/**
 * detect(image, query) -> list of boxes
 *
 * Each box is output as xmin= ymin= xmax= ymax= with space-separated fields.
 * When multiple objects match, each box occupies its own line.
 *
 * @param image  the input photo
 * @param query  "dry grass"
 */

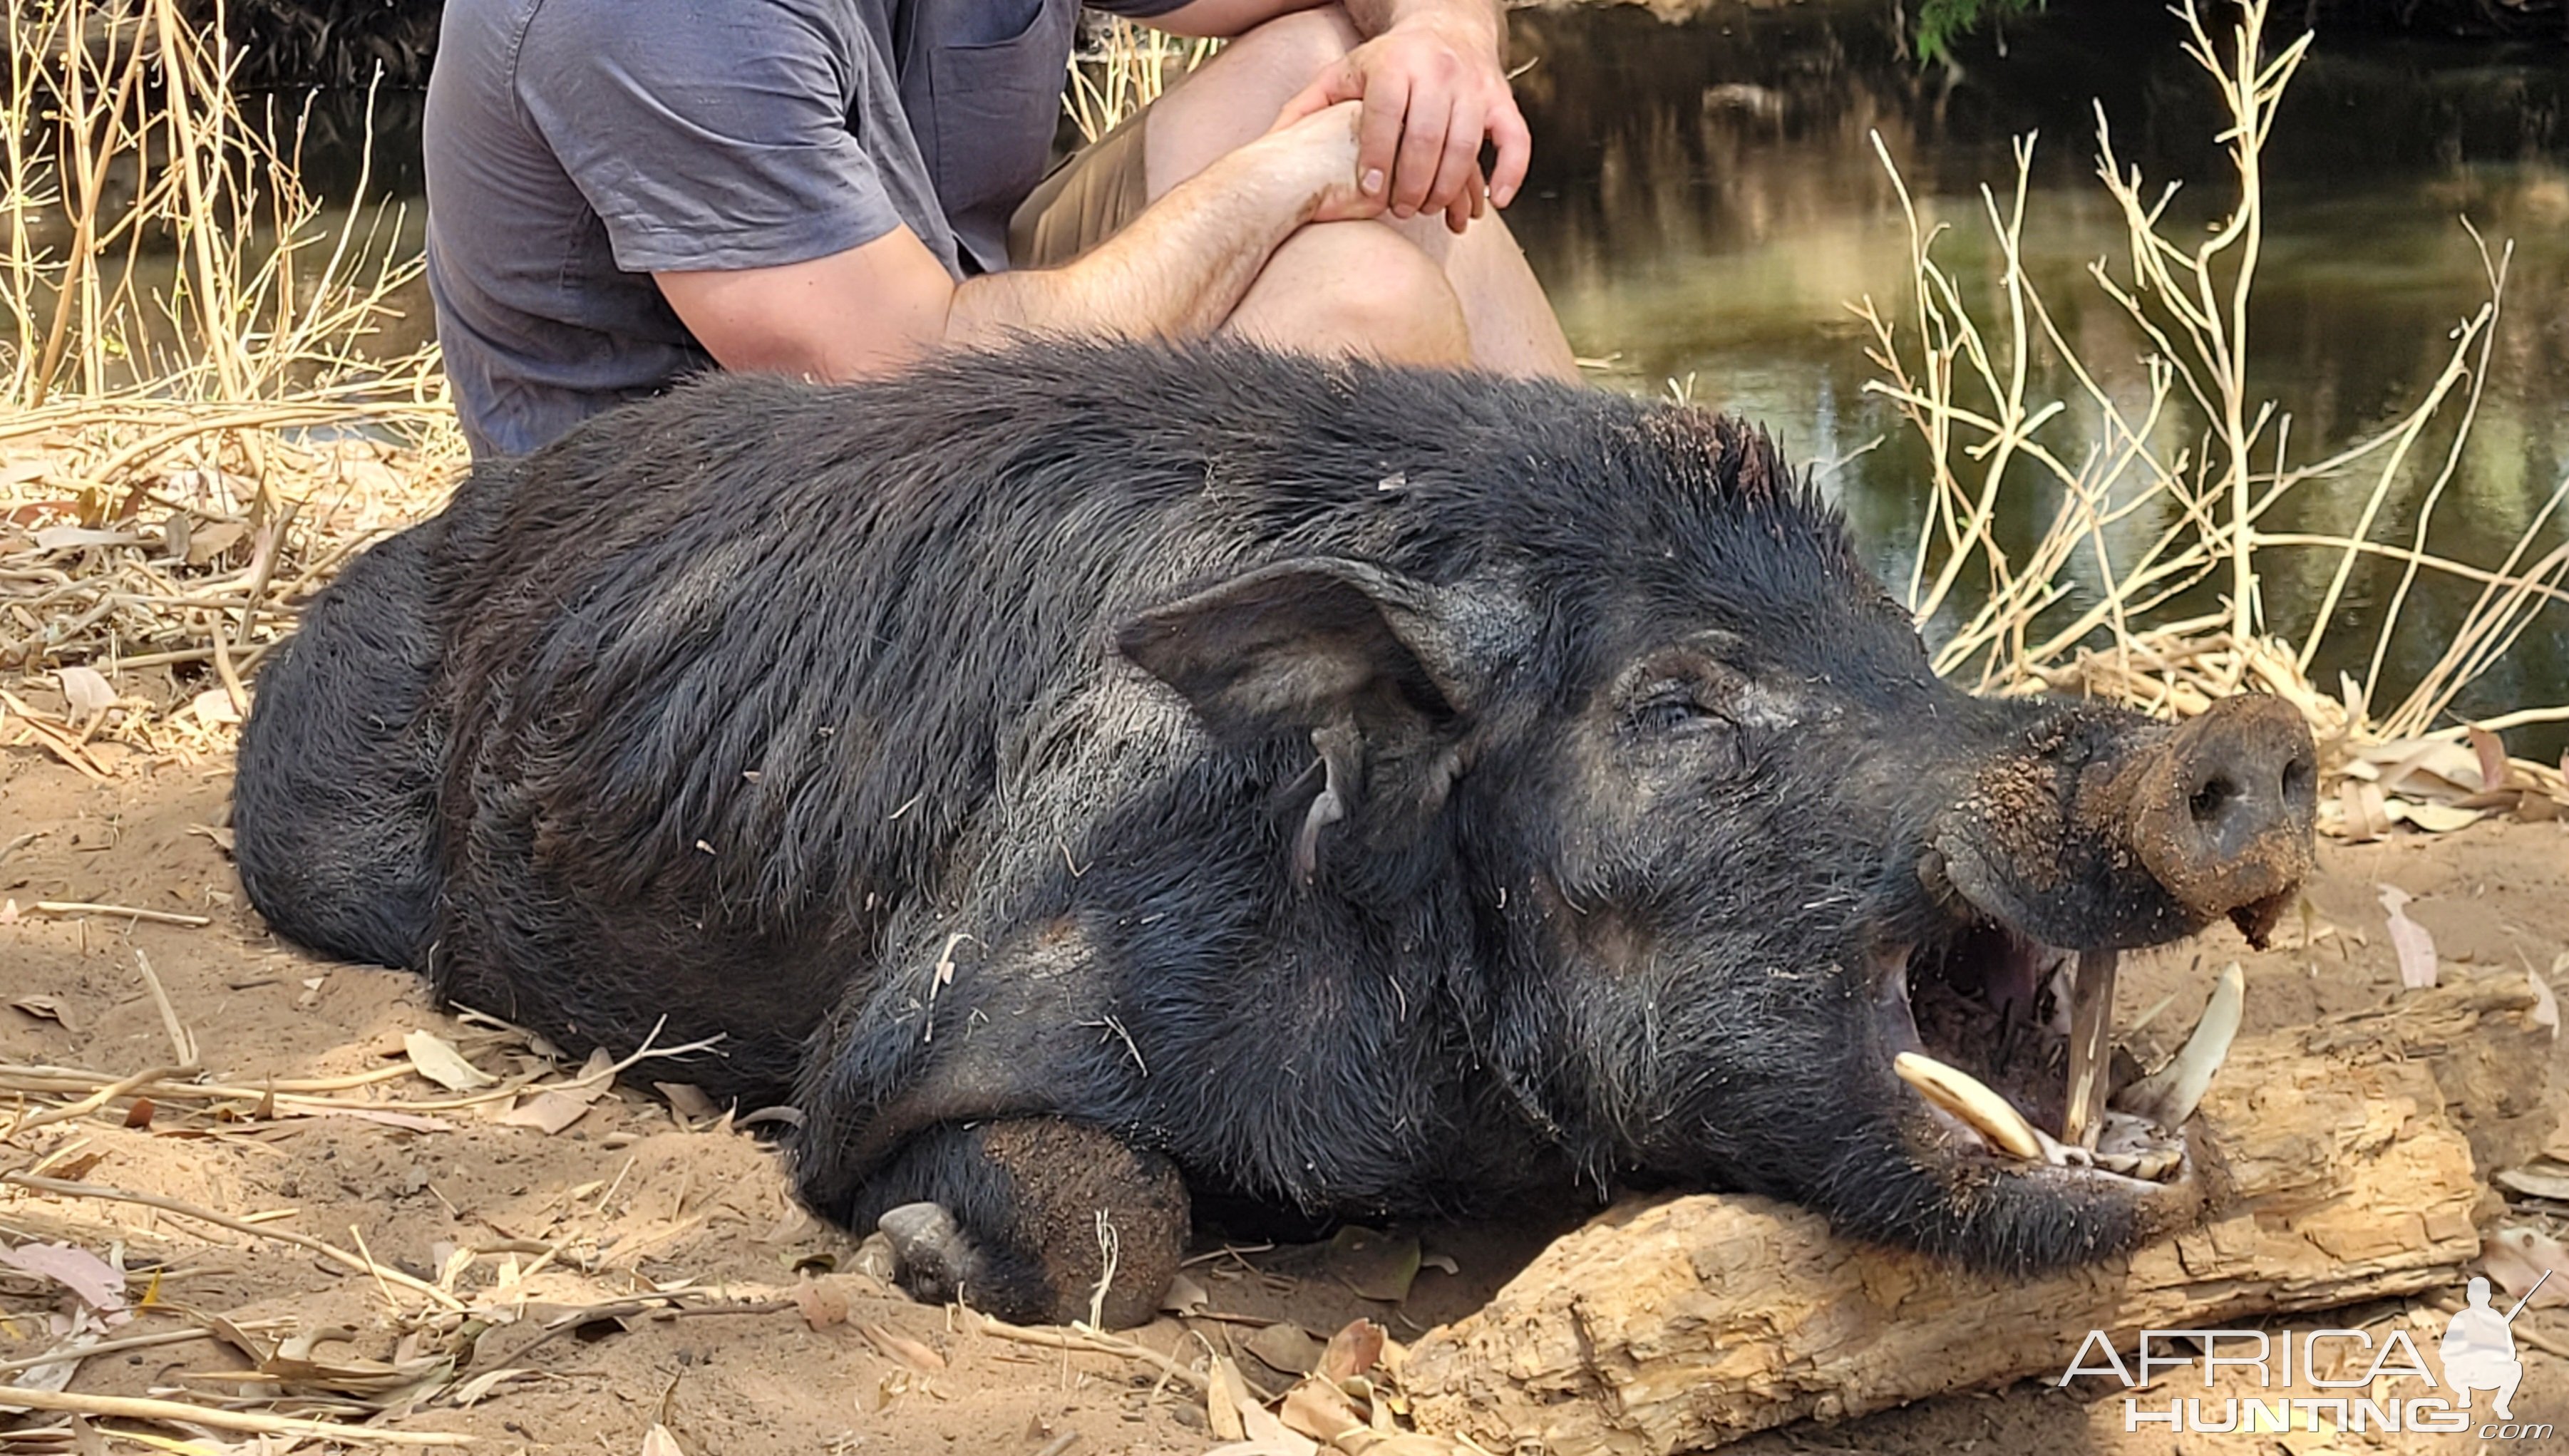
xmin=1854 ymin=0 xmax=2569 ymax=837
xmin=1 ymin=0 xmax=460 ymax=754
xmin=1066 ymin=16 xmax=1217 ymax=145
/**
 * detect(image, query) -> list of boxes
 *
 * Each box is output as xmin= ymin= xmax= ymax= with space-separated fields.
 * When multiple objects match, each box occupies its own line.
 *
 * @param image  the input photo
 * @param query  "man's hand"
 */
xmin=1258 ymin=100 xmax=1384 ymax=225
xmin=1273 ymin=5 xmax=1526 ymax=234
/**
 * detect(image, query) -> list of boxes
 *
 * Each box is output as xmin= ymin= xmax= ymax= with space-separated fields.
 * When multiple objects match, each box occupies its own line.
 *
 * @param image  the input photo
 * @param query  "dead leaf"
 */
xmin=2496 ymin=1162 xmax=2569 ymax=1202
xmin=2533 ymin=959 xmax=2561 ymax=1038
xmin=1206 ymin=1356 xmax=1251 ymax=1441
xmin=496 ymin=1087 xmax=600 ymax=1134
xmin=403 ymin=1028 xmax=496 ymax=1091
xmin=1160 ymin=1271 xmax=1210 ymax=1316
xmin=1278 ymin=1378 xmax=1366 ymax=1445
xmin=10 ymin=996 xmax=76 ymax=1031
xmin=32 ymin=526 xmax=140 ymax=553
xmin=2468 ymin=726 xmax=2508 ymax=791
xmin=55 ymin=666 xmax=115 ymax=719
xmin=1240 ymin=1397 xmax=1321 ymax=1456
xmin=183 ymin=518 xmax=251 ymax=566
xmin=638 ymin=1424 xmax=687 ymax=1456
xmin=0 ymin=1243 xmax=126 ymax=1313
xmin=654 ymin=1081 xmax=721 ymax=1121
xmin=2387 ymin=798 xmax=2481 ymax=833
xmin=793 ymin=1278 xmax=850 ymax=1331
xmin=188 ymin=686 xmax=244 ymax=727
xmin=2377 ymin=886 xmax=2436 ymax=989
xmin=2337 ymin=779 xmax=2390 ymax=842
xmin=1326 ymin=1227 xmax=1421 ymax=1303
xmin=2482 ymin=1226 xmax=2569 ymax=1307
xmin=0 ymin=1333 xmax=95 ymax=1398
xmin=856 ymin=1322 xmax=944 ymax=1373
xmin=451 ymin=1365 xmax=540 ymax=1407
xmin=1245 ymin=1322 xmax=1324 ymax=1376
xmin=1318 ymin=1318 xmax=1386 ymax=1382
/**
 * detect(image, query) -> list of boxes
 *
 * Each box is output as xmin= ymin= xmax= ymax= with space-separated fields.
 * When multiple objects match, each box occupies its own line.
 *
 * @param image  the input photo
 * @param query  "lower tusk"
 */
xmin=2113 ymin=961 xmax=2245 ymax=1129
xmin=2061 ymin=948 xmax=2118 ymax=1150
xmin=1895 ymin=1050 xmax=2045 ymax=1161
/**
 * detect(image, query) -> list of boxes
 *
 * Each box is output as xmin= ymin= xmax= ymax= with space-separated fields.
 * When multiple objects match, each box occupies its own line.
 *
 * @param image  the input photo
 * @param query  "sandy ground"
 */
xmin=4 ymin=743 xmax=2568 ymax=1455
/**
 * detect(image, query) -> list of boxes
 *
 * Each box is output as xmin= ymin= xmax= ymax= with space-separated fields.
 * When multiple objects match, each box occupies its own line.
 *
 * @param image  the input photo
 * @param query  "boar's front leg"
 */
xmin=849 ymin=1118 xmax=1187 ymax=1328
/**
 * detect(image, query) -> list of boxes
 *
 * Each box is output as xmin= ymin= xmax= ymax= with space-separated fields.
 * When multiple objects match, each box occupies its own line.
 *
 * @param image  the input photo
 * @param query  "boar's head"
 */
xmin=1118 ymin=407 xmax=2314 ymax=1272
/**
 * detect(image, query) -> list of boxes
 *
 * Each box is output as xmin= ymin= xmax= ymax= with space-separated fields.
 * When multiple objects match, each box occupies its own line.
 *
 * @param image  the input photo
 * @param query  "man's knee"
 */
xmin=1231 ymin=221 xmax=1471 ymax=368
xmin=1222 ymin=4 xmax=1360 ymax=87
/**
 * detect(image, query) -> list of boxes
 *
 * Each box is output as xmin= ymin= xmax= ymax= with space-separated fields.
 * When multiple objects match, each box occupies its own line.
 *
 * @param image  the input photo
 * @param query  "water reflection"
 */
xmin=1505 ymin=0 xmax=2569 ymax=750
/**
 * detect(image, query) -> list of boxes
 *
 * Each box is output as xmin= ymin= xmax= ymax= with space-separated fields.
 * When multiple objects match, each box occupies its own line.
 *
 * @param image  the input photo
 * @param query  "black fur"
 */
xmin=236 ymin=341 xmax=2302 ymax=1321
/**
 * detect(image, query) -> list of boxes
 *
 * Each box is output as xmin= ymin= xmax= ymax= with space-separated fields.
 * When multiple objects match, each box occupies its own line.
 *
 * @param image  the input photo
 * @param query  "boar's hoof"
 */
xmin=877 ymin=1201 xmax=986 ymax=1308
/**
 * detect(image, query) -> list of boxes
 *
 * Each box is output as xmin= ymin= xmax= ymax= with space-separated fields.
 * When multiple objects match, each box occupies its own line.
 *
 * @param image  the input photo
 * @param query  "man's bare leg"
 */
xmin=1227 ymin=220 xmax=1471 ymax=366
xmin=1142 ymin=6 xmax=1576 ymax=379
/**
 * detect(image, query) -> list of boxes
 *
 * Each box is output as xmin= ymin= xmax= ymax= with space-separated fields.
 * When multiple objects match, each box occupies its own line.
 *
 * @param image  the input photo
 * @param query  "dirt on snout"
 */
xmin=3 ymin=746 xmax=2567 ymax=1455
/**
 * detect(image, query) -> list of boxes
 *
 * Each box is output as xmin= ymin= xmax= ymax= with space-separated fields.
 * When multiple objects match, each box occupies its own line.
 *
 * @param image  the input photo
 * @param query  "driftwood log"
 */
xmin=1407 ymin=974 xmax=2555 ymax=1455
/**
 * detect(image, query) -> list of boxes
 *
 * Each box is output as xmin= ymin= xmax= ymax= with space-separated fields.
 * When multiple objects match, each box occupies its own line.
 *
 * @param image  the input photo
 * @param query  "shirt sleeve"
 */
xmin=515 ymin=0 xmax=904 ymax=274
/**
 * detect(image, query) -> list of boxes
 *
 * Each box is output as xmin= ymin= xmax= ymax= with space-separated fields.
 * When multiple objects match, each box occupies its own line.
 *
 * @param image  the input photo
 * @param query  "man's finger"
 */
xmin=1274 ymin=60 xmax=1361 ymax=132
xmin=1486 ymin=98 xmax=1533 ymax=209
xmin=1356 ymin=73 xmax=1411 ymax=203
xmin=1390 ymin=83 xmax=1451 ymax=217
xmin=1443 ymin=166 xmax=1484 ymax=234
xmin=1425 ymin=95 xmax=1484 ymax=222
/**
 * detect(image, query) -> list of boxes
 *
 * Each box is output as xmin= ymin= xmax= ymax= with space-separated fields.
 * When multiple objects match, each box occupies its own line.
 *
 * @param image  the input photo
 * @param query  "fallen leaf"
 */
xmin=1240 ymin=1398 xmax=1320 ymax=1456
xmin=1319 ymin=1318 xmax=1386 ymax=1382
xmin=450 ymin=1366 xmax=539 ymax=1407
xmin=856 ymin=1322 xmax=944 ymax=1373
xmin=0 ymin=1333 xmax=94 ymax=1398
xmin=1160 ymin=1271 xmax=1210 ymax=1316
xmin=32 ymin=526 xmax=140 ymax=553
xmin=55 ymin=666 xmax=115 ymax=719
xmin=2337 ymin=780 xmax=2390 ymax=842
xmin=2387 ymin=798 xmax=2481 ymax=833
xmin=0 ymin=1243 xmax=126 ymax=1313
xmin=404 ymin=1028 xmax=497 ymax=1091
xmin=638 ymin=1424 xmax=686 ymax=1456
xmin=188 ymin=686 xmax=244 ymax=726
xmin=2468 ymin=726 xmax=2508 ymax=792
xmin=1326 ymin=1227 xmax=1421 ymax=1303
xmin=1244 ymin=1321 xmax=1324 ymax=1376
xmin=2495 ymin=1162 xmax=2569 ymax=1202
xmin=9 ymin=996 xmax=76 ymax=1031
xmin=793 ymin=1277 xmax=850 ymax=1331
xmin=1278 ymin=1377 xmax=1366 ymax=1445
xmin=654 ymin=1081 xmax=721 ymax=1121
xmin=495 ymin=1085 xmax=604 ymax=1135
xmin=2482 ymin=1226 xmax=2569 ymax=1307
xmin=1206 ymin=1356 xmax=1251 ymax=1441
xmin=183 ymin=519 xmax=250 ymax=567
xmin=2377 ymin=886 xmax=2436 ymax=989
xmin=2533 ymin=959 xmax=2561 ymax=1038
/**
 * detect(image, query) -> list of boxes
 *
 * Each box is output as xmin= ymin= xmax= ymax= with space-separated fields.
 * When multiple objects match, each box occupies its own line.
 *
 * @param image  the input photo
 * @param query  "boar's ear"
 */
xmin=1114 ymin=557 xmax=1491 ymax=742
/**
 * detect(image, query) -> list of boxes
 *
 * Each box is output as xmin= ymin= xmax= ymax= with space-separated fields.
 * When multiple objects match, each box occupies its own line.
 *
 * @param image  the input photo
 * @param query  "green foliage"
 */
xmin=1915 ymin=0 xmax=2049 ymax=62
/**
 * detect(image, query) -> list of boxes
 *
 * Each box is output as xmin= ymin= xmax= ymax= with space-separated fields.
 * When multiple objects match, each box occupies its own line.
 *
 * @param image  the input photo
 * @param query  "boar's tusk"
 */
xmin=1894 ymin=1051 xmax=2044 ymax=1162
xmin=2061 ymin=949 xmax=2118 ymax=1150
xmin=2113 ymin=961 xmax=2245 ymax=1130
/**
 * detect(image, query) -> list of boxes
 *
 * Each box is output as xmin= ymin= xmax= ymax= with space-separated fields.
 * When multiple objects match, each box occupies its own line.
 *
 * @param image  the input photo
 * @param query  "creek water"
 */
xmin=276 ymin=0 xmax=2569 ymax=750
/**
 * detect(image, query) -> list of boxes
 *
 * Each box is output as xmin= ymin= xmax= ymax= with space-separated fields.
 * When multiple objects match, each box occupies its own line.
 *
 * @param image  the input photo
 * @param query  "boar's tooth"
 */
xmin=1894 ymin=1051 xmax=2044 ymax=1161
xmin=2112 ymin=961 xmax=2245 ymax=1129
xmin=2061 ymin=949 xmax=2119 ymax=1151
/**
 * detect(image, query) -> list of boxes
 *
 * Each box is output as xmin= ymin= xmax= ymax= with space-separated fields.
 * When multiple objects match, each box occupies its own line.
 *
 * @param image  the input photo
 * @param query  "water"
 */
xmin=1501 ymin=0 xmax=2569 ymax=756
xmin=262 ymin=0 xmax=2569 ymax=753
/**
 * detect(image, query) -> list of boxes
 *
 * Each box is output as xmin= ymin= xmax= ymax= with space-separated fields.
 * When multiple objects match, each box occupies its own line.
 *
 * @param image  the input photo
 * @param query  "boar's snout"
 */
xmin=2123 ymin=694 xmax=2317 ymax=944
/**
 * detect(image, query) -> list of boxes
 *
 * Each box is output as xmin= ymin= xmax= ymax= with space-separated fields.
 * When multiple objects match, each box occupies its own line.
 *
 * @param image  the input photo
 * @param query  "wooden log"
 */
xmin=1406 ymin=974 xmax=2552 ymax=1455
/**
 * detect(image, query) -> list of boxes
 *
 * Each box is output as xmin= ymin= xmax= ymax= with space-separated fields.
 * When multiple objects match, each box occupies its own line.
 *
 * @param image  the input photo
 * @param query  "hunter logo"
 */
xmin=2059 ymin=1271 xmax=2554 ymax=1442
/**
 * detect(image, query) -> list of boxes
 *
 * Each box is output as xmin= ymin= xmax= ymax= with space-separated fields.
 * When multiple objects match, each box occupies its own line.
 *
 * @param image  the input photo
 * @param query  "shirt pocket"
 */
xmin=920 ymin=0 xmax=1078 ymax=270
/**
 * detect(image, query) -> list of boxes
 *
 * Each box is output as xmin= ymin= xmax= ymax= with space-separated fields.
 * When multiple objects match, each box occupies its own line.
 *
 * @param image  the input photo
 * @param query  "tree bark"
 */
xmin=1406 ymin=974 xmax=2553 ymax=1455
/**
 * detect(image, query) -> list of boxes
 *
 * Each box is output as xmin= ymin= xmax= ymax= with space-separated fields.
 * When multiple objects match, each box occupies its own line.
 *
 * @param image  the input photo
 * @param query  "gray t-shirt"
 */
xmin=423 ymin=0 xmax=1179 ymax=459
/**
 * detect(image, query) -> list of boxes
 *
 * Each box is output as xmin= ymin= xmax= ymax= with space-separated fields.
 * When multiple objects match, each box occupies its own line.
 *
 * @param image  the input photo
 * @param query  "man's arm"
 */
xmin=658 ymin=104 xmax=1370 ymax=383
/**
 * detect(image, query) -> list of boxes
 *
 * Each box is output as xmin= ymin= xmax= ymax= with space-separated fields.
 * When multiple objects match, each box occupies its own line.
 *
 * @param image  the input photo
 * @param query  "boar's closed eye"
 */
xmin=1630 ymin=683 xmax=1724 ymax=735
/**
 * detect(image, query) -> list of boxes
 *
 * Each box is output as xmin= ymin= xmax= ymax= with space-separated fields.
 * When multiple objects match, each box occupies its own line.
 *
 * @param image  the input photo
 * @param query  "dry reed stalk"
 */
xmin=1855 ymin=0 xmax=2568 ymax=832
xmin=1066 ymin=16 xmax=1219 ymax=144
xmin=2 ymin=0 xmax=460 ymax=748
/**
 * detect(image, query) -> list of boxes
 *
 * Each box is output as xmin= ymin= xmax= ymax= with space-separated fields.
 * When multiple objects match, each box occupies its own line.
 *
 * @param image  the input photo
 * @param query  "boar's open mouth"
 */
xmin=1870 ymin=921 xmax=2238 ymax=1186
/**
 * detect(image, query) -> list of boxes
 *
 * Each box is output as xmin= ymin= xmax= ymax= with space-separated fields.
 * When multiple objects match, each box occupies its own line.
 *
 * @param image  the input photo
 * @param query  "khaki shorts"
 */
xmin=1007 ymin=110 xmax=1153 ymax=269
